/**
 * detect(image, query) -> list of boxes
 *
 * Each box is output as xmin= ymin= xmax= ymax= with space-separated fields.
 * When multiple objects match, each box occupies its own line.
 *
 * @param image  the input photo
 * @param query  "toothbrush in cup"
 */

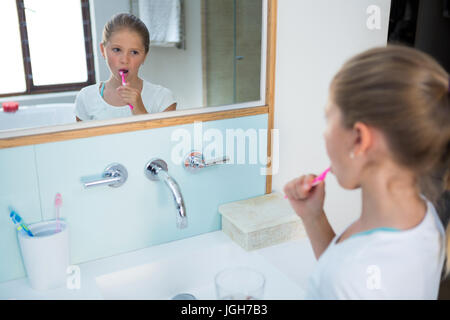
xmin=284 ymin=167 xmax=331 ymax=199
xmin=9 ymin=207 xmax=34 ymax=237
xmin=119 ymin=70 xmax=134 ymax=111
xmin=54 ymin=193 xmax=62 ymax=233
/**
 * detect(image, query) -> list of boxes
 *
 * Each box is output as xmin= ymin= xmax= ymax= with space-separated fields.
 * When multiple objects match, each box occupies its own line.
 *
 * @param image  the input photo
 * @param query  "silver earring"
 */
xmin=349 ymin=152 xmax=355 ymax=159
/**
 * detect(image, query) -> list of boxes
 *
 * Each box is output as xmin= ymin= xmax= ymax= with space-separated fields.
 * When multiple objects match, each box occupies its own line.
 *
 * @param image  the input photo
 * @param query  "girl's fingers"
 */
xmin=284 ymin=178 xmax=300 ymax=200
xmin=297 ymin=177 xmax=313 ymax=199
xmin=283 ymin=180 xmax=294 ymax=199
xmin=117 ymin=86 xmax=134 ymax=94
xmin=284 ymin=174 xmax=318 ymax=200
xmin=117 ymin=87 xmax=139 ymax=101
xmin=285 ymin=177 xmax=306 ymax=200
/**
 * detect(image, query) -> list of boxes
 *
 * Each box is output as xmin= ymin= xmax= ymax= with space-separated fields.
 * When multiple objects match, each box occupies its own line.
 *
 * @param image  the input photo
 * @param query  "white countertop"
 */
xmin=0 ymin=231 xmax=317 ymax=300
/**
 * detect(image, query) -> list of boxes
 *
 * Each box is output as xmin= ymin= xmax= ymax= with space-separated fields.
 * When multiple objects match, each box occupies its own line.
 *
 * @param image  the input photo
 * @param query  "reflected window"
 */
xmin=0 ymin=0 xmax=95 ymax=97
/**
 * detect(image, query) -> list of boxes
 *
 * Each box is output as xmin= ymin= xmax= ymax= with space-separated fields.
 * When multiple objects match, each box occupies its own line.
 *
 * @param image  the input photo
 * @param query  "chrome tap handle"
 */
xmin=83 ymin=176 xmax=122 ymax=188
xmin=184 ymin=151 xmax=229 ymax=172
xmin=204 ymin=156 xmax=230 ymax=167
xmin=82 ymin=163 xmax=128 ymax=188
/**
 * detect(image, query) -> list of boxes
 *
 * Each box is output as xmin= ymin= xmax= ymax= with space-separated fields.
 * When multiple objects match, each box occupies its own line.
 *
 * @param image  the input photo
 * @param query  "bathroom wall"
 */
xmin=0 ymin=114 xmax=268 ymax=283
xmin=271 ymin=0 xmax=392 ymax=233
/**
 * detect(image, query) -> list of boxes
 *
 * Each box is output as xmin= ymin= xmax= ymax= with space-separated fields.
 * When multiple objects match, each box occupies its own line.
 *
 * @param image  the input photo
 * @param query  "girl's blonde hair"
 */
xmin=331 ymin=44 xmax=450 ymax=278
xmin=102 ymin=13 xmax=150 ymax=54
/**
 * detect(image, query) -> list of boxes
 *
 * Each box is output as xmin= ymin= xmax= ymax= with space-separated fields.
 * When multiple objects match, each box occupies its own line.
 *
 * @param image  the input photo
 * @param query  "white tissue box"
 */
xmin=218 ymin=192 xmax=306 ymax=251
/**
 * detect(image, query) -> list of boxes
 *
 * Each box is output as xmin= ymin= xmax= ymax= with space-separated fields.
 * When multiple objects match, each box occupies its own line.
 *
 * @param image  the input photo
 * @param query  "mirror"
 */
xmin=0 ymin=0 xmax=266 ymax=133
xmin=0 ymin=0 xmax=276 ymax=150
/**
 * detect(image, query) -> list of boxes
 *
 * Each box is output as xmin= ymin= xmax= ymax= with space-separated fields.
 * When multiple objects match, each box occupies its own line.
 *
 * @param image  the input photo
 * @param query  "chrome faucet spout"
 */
xmin=158 ymin=170 xmax=187 ymax=226
xmin=145 ymin=159 xmax=188 ymax=229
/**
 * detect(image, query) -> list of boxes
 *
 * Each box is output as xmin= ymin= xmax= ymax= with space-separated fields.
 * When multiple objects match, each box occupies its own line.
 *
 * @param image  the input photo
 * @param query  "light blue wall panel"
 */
xmin=0 ymin=146 xmax=42 ymax=282
xmin=0 ymin=114 xmax=268 ymax=283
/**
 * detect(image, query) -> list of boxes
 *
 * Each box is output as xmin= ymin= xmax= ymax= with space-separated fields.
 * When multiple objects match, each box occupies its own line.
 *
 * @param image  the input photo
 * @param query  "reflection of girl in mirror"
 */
xmin=75 ymin=13 xmax=177 ymax=121
xmin=284 ymin=45 xmax=450 ymax=299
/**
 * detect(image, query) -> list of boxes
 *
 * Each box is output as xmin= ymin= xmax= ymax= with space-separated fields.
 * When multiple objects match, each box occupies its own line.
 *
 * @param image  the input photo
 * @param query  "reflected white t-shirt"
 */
xmin=75 ymin=81 xmax=176 ymax=121
xmin=305 ymin=199 xmax=446 ymax=300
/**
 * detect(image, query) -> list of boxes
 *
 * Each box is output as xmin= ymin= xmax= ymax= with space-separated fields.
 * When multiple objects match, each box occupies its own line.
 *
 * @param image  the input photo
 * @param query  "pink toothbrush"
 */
xmin=119 ymin=70 xmax=134 ymax=110
xmin=55 ymin=193 xmax=62 ymax=233
xmin=284 ymin=167 xmax=331 ymax=199
xmin=310 ymin=167 xmax=331 ymax=186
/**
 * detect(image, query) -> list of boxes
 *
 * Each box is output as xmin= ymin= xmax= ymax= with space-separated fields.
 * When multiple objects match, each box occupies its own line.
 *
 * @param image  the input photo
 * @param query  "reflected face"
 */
xmin=323 ymin=97 xmax=359 ymax=189
xmin=100 ymin=28 xmax=147 ymax=82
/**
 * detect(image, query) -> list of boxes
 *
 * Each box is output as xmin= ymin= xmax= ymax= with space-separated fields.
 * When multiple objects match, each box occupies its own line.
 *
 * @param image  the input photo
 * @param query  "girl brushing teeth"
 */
xmin=284 ymin=45 xmax=450 ymax=299
xmin=76 ymin=13 xmax=177 ymax=121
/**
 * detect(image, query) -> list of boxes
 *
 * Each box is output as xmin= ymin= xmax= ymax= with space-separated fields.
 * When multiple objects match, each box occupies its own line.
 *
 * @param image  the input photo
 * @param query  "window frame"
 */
xmin=0 ymin=0 xmax=95 ymax=98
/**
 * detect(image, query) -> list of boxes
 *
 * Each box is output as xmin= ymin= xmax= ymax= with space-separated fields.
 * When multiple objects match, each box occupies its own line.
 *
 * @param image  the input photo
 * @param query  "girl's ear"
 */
xmin=100 ymin=43 xmax=106 ymax=59
xmin=352 ymin=121 xmax=373 ymax=156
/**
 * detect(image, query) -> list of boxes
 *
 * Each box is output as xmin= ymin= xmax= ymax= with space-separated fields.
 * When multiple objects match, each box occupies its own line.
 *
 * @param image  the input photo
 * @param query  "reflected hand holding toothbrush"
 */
xmin=119 ymin=70 xmax=134 ymax=111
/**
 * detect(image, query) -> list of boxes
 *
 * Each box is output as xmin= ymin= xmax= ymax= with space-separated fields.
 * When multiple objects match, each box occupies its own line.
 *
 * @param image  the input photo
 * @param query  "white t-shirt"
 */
xmin=75 ymin=81 xmax=176 ymax=121
xmin=305 ymin=199 xmax=446 ymax=300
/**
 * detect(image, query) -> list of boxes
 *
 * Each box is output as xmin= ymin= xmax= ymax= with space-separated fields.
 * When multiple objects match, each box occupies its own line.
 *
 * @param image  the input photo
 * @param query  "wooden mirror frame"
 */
xmin=0 ymin=0 xmax=277 ymax=193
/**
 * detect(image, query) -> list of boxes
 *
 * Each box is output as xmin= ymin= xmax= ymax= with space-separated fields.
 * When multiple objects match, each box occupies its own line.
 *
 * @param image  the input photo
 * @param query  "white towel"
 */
xmin=138 ymin=0 xmax=182 ymax=48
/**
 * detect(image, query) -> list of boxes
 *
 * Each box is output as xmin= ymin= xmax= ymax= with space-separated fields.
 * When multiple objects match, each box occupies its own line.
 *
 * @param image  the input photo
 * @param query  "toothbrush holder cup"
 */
xmin=17 ymin=220 xmax=70 ymax=291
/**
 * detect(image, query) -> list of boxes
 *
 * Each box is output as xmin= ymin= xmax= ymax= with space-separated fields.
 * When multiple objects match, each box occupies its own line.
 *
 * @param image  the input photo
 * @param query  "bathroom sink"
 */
xmin=95 ymin=239 xmax=306 ymax=300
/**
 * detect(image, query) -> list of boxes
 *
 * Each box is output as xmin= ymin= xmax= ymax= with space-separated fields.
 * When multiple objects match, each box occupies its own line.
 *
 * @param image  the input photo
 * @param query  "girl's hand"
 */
xmin=283 ymin=174 xmax=326 ymax=222
xmin=116 ymin=83 xmax=146 ymax=114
